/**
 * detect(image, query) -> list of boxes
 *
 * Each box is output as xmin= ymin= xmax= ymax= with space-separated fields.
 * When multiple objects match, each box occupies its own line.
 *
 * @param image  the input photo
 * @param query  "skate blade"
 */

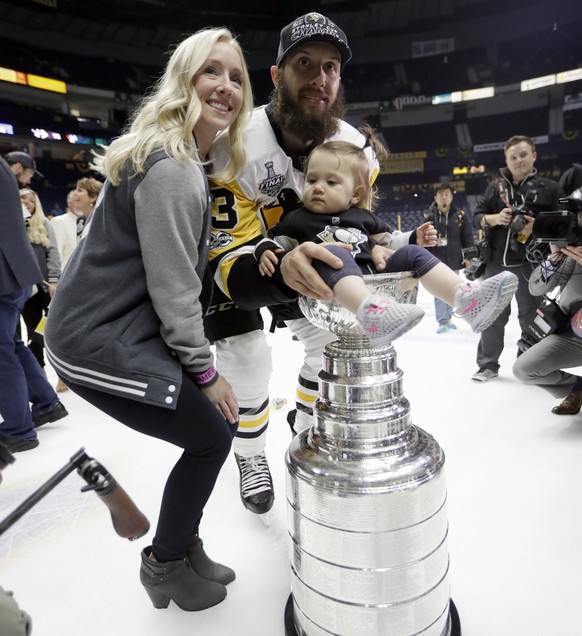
xmin=259 ymin=512 xmax=271 ymax=527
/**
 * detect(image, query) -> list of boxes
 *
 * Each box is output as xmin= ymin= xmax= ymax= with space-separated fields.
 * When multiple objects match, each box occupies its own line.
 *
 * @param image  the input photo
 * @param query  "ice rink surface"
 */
xmin=1 ymin=284 xmax=581 ymax=636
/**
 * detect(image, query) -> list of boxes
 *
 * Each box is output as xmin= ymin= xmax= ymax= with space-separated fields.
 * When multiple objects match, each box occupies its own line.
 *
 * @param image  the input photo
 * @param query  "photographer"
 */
xmin=425 ymin=183 xmax=475 ymax=333
xmin=513 ymin=168 xmax=582 ymax=414
xmin=512 ymin=243 xmax=582 ymax=413
xmin=471 ymin=135 xmax=565 ymax=382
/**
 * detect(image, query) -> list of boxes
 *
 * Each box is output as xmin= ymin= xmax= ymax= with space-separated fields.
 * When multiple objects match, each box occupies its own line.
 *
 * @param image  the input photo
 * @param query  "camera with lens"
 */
xmin=509 ymin=207 xmax=530 ymax=234
xmin=462 ymin=241 xmax=488 ymax=281
xmin=531 ymin=188 xmax=582 ymax=247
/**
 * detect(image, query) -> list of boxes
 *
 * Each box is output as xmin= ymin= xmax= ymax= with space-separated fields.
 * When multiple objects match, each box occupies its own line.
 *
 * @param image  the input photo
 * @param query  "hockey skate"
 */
xmin=235 ymin=451 xmax=274 ymax=525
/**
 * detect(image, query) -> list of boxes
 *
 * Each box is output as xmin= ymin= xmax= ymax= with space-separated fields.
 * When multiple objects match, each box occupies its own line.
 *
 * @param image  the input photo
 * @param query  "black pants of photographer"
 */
xmin=476 ymin=261 xmax=538 ymax=373
xmin=65 ymin=374 xmax=237 ymax=562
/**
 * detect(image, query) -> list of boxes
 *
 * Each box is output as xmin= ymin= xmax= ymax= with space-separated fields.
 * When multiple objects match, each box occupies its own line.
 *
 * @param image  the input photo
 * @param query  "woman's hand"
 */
xmin=280 ymin=242 xmax=347 ymax=300
xmin=201 ymin=376 xmax=238 ymax=424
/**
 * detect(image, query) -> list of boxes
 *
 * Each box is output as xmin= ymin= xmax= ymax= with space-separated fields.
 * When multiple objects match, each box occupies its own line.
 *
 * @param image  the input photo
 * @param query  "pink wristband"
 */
xmin=192 ymin=366 xmax=217 ymax=385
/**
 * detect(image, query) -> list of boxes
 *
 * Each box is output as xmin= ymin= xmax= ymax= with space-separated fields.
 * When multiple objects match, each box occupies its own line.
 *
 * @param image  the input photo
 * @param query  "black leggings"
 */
xmin=314 ymin=243 xmax=440 ymax=287
xmin=67 ymin=372 xmax=237 ymax=561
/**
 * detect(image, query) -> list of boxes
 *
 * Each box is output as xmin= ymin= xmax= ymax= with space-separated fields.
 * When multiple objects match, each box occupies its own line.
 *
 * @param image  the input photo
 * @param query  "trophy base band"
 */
xmin=283 ymin=594 xmax=462 ymax=636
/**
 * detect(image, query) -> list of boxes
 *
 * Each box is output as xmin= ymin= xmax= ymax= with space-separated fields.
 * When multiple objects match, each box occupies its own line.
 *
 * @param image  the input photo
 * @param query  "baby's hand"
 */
xmin=259 ymin=249 xmax=283 ymax=277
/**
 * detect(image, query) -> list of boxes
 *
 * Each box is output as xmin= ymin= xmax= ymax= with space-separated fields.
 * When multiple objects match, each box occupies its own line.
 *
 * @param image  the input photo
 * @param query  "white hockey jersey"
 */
xmin=208 ymin=105 xmax=379 ymax=298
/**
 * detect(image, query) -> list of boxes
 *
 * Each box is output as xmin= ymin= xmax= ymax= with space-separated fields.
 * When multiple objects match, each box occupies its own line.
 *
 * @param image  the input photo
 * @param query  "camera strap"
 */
xmin=495 ymin=178 xmax=513 ymax=208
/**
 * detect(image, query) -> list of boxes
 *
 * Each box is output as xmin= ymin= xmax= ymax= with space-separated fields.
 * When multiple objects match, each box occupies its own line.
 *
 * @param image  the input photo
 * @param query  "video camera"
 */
xmin=531 ymin=188 xmax=582 ymax=247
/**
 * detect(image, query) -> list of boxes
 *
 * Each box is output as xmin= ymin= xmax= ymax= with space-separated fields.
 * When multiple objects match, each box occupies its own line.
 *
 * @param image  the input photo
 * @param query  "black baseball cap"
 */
xmin=276 ymin=12 xmax=352 ymax=70
xmin=4 ymin=151 xmax=44 ymax=178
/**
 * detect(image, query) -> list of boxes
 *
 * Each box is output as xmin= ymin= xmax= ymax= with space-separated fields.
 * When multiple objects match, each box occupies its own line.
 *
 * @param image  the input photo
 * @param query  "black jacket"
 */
xmin=0 ymin=157 xmax=43 ymax=295
xmin=425 ymin=203 xmax=475 ymax=269
xmin=473 ymin=168 xmax=564 ymax=267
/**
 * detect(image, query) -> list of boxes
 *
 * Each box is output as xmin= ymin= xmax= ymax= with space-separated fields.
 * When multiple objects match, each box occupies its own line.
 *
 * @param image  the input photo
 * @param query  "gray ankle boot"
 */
xmin=187 ymin=536 xmax=236 ymax=585
xmin=139 ymin=547 xmax=227 ymax=611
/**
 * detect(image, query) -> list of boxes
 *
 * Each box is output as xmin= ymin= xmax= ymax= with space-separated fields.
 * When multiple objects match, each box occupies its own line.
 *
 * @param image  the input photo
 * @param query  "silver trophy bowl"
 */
xmin=285 ymin=272 xmax=461 ymax=636
xmin=297 ymin=271 xmax=418 ymax=342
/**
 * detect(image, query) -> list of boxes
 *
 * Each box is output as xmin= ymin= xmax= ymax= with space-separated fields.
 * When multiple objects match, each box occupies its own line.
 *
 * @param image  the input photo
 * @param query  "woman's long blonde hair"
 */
xmin=21 ymin=188 xmax=50 ymax=248
xmin=93 ymin=27 xmax=253 ymax=185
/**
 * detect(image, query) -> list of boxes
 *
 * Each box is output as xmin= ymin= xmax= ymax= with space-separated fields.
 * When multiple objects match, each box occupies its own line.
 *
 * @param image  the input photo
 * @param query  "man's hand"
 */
xmin=415 ymin=222 xmax=437 ymax=247
xmin=561 ymin=244 xmax=582 ymax=265
xmin=201 ymin=375 xmax=238 ymax=424
xmin=519 ymin=214 xmax=535 ymax=239
xmin=280 ymin=242 xmax=345 ymax=300
xmin=492 ymin=207 xmax=513 ymax=227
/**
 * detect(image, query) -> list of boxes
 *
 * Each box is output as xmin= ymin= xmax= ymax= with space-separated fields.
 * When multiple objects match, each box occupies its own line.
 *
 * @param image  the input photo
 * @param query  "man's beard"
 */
xmin=269 ymin=74 xmax=345 ymax=146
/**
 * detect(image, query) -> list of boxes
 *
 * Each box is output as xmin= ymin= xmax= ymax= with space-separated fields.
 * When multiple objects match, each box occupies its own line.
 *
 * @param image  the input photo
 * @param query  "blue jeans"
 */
xmin=434 ymin=297 xmax=453 ymax=324
xmin=0 ymin=288 xmax=58 ymax=440
xmin=434 ymin=268 xmax=457 ymax=324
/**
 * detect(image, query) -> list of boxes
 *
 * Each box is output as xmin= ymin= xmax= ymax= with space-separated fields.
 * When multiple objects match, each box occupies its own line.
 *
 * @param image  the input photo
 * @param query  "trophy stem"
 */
xmin=285 ymin=339 xmax=461 ymax=636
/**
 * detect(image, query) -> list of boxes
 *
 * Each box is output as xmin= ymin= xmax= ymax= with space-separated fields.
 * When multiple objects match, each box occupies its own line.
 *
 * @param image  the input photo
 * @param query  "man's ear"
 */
xmin=351 ymin=185 xmax=365 ymax=205
xmin=270 ymin=65 xmax=280 ymax=87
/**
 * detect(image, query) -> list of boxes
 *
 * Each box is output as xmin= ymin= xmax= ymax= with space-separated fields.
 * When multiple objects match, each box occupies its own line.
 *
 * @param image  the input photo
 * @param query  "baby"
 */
xmin=255 ymin=139 xmax=518 ymax=346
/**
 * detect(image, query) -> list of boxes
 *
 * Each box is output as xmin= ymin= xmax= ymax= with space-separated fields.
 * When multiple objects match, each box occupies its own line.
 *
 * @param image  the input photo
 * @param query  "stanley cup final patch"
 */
xmin=259 ymin=162 xmax=285 ymax=197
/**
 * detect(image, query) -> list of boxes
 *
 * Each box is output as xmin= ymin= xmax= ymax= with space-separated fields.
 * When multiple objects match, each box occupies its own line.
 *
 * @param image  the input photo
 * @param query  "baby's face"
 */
xmin=303 ymin=150 xmax=358 ymax=215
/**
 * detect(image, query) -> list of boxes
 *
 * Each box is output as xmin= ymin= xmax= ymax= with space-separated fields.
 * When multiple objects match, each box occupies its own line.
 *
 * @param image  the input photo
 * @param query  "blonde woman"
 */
xmin=46 ymin=27 xmax=252 ymax=611
xmin=19 ymin=188 xmax=62 ymax=369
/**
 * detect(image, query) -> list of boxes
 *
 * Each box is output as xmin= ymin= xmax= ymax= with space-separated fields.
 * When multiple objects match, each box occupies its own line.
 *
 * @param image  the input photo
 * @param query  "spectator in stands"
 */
xmin=4 ymin=151 xmax=43 ymax=188
xmin=425 ymin=183 xmax=475 ymax=333
xmin=471 ymin=135 xmax=565 ymax=382
xmin=513 ymin=163 xmax=582 ymax=414
xmin=19 ymin=188 xmax=61 ymax=370
xmin=50 ymin=202 xmax=65 ymax=218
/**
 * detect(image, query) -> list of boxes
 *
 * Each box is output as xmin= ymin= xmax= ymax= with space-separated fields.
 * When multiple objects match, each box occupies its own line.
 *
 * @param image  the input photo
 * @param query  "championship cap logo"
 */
xmin=276 ymin=12 xmax=352 ymax=69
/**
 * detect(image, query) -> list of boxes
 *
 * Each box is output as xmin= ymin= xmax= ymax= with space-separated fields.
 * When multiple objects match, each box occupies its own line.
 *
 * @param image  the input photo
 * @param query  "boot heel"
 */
xmin=143 ymin=586 xmax=170 ymax=609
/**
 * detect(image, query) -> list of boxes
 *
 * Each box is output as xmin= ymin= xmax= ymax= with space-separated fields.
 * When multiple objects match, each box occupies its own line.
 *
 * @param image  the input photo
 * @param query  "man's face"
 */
xmin=275 ymin=42 xmax=341 ymax=116
xmin=10 ymin=163 xmax=34 ymax=186
xmin=434 ymin=189 xmax=453 ymax=211
xmin=269 ymin=41 xmax=345 ymax=145
xmin=505 ymin=141 xmax=536 ymax=183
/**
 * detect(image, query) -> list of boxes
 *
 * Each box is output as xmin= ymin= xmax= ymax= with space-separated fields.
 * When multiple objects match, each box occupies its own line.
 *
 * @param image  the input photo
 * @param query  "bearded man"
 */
xmin=205 ymin=13 xmax=435 ymax=517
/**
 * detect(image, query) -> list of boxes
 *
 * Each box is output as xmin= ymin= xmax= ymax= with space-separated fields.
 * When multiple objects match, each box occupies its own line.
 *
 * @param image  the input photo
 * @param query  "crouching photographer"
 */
xmin=513 ymin=182 xmax=582 ymax=415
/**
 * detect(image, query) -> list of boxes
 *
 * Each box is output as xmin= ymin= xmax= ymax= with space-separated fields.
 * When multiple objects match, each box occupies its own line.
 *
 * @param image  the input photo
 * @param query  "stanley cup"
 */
xmin=284 ymin=272 xmax=460 ymax=636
